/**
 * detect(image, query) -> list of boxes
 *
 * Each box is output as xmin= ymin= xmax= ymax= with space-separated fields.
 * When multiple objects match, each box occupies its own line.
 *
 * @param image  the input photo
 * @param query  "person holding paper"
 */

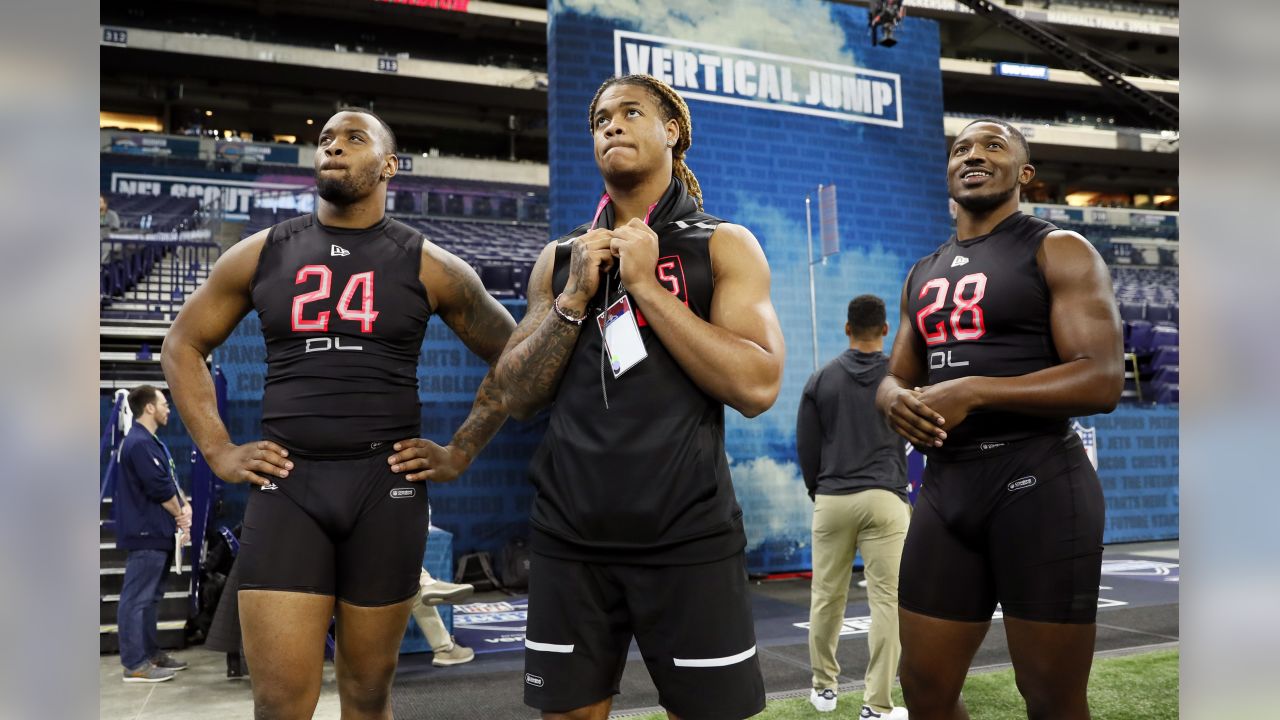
xmin=496 ymin=74 xmax=785 ymax=720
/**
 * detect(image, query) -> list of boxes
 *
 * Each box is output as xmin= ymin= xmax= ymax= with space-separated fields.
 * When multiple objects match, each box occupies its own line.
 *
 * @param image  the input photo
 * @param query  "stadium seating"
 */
xmin=1104 ymin=262 xmax=1179 ymax=403
xmin=103 ymin=194 xmax=202 ymax=233
xmin=100 ymin=241 xmax=220 ymax=321
xmin=1150 ymin=345 xmax=1178 ymax=371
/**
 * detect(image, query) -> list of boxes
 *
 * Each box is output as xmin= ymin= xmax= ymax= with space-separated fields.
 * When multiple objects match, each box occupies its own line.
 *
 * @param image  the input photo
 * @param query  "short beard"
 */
xmin=316 ymin=167 xmax=379 ymax=206
xmin=953 ymin=184 xmax=1017 ymax=214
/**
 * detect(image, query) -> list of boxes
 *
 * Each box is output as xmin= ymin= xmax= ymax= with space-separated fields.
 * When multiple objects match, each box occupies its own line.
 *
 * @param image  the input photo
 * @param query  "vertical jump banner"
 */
xmin=549 ymin=0 xmax=952 ymax=573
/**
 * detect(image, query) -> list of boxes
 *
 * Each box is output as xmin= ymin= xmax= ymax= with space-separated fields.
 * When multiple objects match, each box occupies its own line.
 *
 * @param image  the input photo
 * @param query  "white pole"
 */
xmin=805 ymin=195 xmax=819 ymax=372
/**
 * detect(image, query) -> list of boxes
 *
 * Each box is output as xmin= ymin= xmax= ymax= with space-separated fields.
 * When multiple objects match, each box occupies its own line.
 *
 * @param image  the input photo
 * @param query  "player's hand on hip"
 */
xmin=388 ymin=438 xmax=472 ymax=483
xmin=610 ymin=218 xmax=660 ymax=290
xmin=207 ymin=441 xmax=292 ymax=486
xmin=916 ymin=378 xmax=977 ymax=437
xmin=885 ymin=386 xmax=948 ymax=447
xmin=562 ymin=229 xmax=616 ymax=308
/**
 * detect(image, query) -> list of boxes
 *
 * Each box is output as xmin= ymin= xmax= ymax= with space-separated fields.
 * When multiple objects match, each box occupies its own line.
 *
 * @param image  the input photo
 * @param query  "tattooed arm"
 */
xmin=495 ymin=230 xmax=615 ymax=421
xmin=386 ymin=239 xmax=517 ymax=483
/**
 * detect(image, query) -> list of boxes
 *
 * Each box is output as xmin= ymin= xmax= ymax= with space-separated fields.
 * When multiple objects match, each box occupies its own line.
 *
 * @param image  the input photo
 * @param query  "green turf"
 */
xmin=623 ymin=648 xmax=1178 ymax=720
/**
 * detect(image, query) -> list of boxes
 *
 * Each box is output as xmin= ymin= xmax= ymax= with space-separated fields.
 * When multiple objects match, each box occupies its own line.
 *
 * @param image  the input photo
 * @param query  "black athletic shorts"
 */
xmin=523 ymin=551 xmax=766 ymax=720
xmin=899 ymin=431 xmax=1105 ymax=624
xmin=237 ymin=450 xmax=429 ymax=606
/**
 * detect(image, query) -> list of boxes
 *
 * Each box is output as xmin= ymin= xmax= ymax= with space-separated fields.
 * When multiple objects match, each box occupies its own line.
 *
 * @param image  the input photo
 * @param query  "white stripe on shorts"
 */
xmin=524 ymin=639 xmax=575 ymax=653
xmin=672 ymin=645 xmax=757 ymax=668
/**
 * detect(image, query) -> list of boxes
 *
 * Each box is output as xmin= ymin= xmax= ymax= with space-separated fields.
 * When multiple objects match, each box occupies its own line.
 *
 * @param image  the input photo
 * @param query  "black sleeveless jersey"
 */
xmin=528 ymin=178 xmax=746 ymax=565
xmin=250 ymin=214 xmax=430 ymax=458
xmin=905 ymin=211 xmax=1065 ymax=460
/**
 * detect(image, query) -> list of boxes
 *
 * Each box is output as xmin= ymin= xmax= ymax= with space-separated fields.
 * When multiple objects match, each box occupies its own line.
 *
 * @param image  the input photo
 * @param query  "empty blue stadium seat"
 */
xmin=1145 ymin=302 xmax=1173 ymax=323
xmin=1119 ymin=300 xmax=1146 ymax=323
xmin=1155 ymin=384 xmax=1179 ymax=404
xmin=1153 ymin=365 xmax=1179 ymax=387
xmin=1126 ymin=320 xmax=1154 ymax=353
xmin=1150 ymin=323 xmax=1179 ymax=350
xmin=1151 ymin=345 xmax=1179 ymax=371
xmin=480 ymin=264 xmax=514 ymax=291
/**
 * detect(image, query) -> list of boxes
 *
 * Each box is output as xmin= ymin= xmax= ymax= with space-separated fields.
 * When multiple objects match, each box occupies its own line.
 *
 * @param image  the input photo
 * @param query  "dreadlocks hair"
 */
xmin=587 ymin=74 xmax=704 ymax=210
xmin=961 ymin=118 xmax=1031 ymax=165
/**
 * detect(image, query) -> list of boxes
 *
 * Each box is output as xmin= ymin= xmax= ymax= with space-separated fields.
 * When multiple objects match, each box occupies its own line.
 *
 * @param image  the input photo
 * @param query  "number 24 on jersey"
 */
xmin=290 ymin=265 xmax=379 ymax=333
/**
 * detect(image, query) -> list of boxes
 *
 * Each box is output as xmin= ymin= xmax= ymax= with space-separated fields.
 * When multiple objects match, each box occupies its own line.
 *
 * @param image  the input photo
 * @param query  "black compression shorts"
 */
xmin=523 ymin=552 xmax=766 ymax=720
xmin=237 ymin=450 xmax=429 ymax=606
xmin=899 ymin=431 xmax=1105 ymax=624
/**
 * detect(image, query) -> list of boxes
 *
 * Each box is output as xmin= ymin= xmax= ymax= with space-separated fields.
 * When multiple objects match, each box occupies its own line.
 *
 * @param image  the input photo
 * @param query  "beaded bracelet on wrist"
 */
xmin=552 ymin=295 xmax=585 ymax=326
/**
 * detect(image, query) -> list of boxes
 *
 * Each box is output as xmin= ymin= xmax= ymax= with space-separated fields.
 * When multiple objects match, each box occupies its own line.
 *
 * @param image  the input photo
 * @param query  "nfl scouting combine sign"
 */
xmin=551 ymin=0 xmax=950 ymax=573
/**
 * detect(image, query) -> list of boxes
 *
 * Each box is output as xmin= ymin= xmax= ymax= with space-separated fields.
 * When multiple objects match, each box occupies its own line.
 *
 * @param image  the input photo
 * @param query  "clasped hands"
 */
xmin=883 ymin=377 xmax=979 ymax=448
xmin=563 ymin=218 xmax=661 ymax=303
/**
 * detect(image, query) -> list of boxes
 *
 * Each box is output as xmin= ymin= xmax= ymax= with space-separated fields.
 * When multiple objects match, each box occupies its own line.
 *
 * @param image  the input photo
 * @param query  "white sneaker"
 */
xmin=809 ymin=688 xmax=837 ymax=712
xmin=431 ymin=638 xmax=475 ymax=667
xmin=860 ymin=705 xmax=908 ymax=720
xmin=419 ymin=578 xmax=475 ymax=606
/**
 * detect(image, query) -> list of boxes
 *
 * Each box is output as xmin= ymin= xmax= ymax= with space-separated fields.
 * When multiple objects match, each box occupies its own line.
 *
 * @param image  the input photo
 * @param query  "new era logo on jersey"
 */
xmin=330 ymin=244 xmax=350 ymax=257
xmin=525 ymin=673 xmax=544 ymax=688
xmin=951 ymin=255 xmax=969 ymax=268
xmin=390 ymin=487 xmax=416 ymax=499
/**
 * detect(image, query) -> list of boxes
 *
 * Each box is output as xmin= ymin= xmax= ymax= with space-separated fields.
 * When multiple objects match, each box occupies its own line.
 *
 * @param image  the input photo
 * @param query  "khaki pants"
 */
xmin=808 ymin=489 xmax=910 ymax=712
xmin=410 ymin=597 xmax=453 ymax=651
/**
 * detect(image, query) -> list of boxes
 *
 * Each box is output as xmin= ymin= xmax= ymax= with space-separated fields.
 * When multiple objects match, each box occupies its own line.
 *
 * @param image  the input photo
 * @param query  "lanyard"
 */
xmin=588 ymin=192 xmax=659 ymax=231
xmin=588 ymin=193 xmax=658 ymax=410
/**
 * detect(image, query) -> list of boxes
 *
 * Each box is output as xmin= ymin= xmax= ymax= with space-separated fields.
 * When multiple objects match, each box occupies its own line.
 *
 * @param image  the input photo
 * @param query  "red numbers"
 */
xmin=291 ymin=265 xmax=332 ymax=332
xmin=656 ymin=260 xmax=682 ymax=297
xmin=290 ymin=266 xmax=378 ymax=333
xmin=915 ymin=278 xmax=949 ymax=345
xmin=336 ymin=271 xmax=379 ymax=333
xmin=915 ymin=272 xmax=988 ymax=345
xmin=950 ymin=273 xmax=987 ymax=341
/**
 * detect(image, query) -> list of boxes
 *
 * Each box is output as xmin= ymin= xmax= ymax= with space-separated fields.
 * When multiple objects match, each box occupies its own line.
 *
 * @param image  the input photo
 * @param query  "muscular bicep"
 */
xmin=165 ymin=231 xmax=264 ymax=355
xmin=708 ymin=224 xmax=784 ymax=356
xmin=421 ymin=241 xmax=516 ymax=364
xmin=1040 ymin=231 xmax=1123 ymax=367
xmin=886 ymin=271 xmax=927 ymax=387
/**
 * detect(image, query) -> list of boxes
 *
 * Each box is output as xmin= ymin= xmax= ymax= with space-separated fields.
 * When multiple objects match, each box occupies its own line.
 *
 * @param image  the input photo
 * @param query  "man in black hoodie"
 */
xmin=797 ymin=295 xmax=910 ymax=720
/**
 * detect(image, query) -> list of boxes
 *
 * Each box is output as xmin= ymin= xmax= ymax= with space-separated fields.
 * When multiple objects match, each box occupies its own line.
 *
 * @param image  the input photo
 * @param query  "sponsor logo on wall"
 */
xmin=109 ymin=172 xmax=314 ymax=220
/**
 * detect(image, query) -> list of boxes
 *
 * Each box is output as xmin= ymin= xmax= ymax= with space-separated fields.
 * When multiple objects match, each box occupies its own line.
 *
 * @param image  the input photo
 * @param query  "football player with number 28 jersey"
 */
xmin=878 ymin=119 xmax=1124 ymax=720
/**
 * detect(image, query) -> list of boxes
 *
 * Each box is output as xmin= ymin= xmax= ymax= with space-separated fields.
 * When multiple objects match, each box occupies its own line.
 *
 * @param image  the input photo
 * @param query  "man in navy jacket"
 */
xmin=114 ymin=385 xmax=192 ymax=682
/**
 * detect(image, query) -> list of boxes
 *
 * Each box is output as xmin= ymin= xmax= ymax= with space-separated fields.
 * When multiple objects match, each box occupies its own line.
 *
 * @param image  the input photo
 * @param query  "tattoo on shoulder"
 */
xmin=437 ymin=255 xmax=509 ymax=359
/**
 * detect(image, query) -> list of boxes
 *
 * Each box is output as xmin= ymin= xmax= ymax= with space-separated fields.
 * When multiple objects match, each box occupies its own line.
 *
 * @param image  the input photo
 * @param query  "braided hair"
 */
xmin=587 ymin=74 xmax=704 ymax=210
